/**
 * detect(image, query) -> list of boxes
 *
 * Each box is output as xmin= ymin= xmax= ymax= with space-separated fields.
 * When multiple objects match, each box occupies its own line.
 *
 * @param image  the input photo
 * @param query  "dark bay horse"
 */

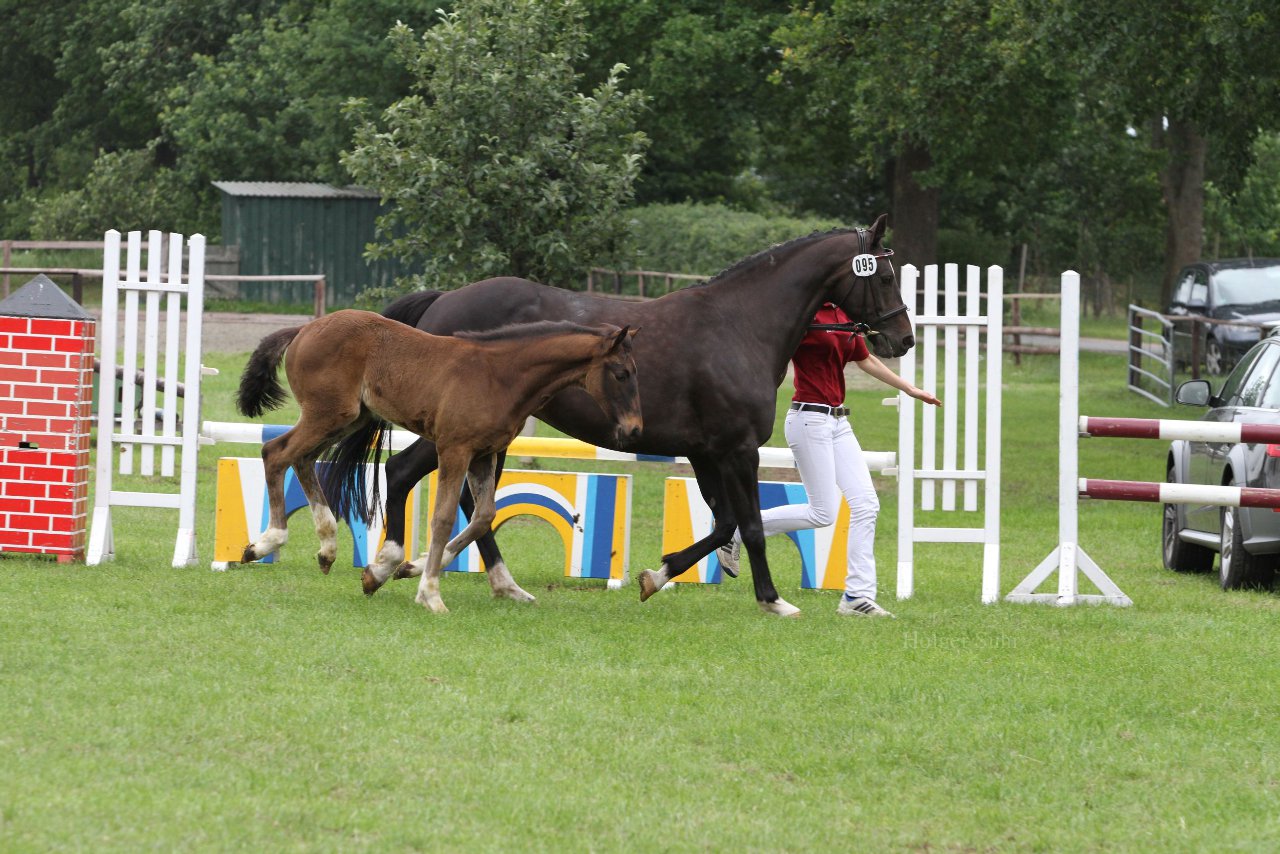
xmin=353 ymin=216 xmax=913 ymax=616
xmin=235 ymin=309 xmax=641 ymax=614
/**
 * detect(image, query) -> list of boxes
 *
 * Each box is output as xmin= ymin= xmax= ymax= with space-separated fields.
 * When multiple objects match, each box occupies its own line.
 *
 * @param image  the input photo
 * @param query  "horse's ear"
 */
xmin=607 ymin=325 xmax=632 ymax=353
xmin=869 ymin=213 xmax=889 ymax=247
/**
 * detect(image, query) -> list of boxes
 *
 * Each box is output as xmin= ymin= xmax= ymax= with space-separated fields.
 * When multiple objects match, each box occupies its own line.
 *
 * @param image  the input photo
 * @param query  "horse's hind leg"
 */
xmin=242 ymin=426 xmax=316 ymax=562
xmin=242 ymin=413 xmax=350 ymax=566
xmin=291 ymin=447 xmax=340 ymax=574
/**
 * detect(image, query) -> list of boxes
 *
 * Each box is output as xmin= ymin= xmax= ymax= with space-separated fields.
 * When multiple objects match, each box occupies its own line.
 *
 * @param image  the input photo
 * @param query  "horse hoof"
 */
xmin=361 ymin=568 xmax=382 ymax=597
xmin=493 ymin=586 xmax=536 ymax=603
xmin=240 ymin=545 xmax=257 ymax=564
xmin=392 ymin=561 xmax=415 ymax=580
xmin=414 ymin=593 xmax=449 ymax=614
xmin=638 ymin=570 xmax=660 ymax=602
xmin=759 ymin=598 xmax=801 ymax=618
xmin=317 ymin=554 xmax=334 ymax=575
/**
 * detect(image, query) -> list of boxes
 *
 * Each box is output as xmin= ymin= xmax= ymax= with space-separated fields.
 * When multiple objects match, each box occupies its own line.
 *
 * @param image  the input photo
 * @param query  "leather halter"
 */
xmin=814 ymin=228 xmax=907 ymax=336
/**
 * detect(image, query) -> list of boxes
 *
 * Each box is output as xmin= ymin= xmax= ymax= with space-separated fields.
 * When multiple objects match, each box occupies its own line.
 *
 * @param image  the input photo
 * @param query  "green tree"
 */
xmin=343 ymin=0 xmax=648 ymax=293
xmin=581 ymin=1 xmax=793 ymax=208
xmin=1206 ymin=132 xmax=1280 ymax=259
xmin=772 ymin=0 xmax=1070 ymax=270
xmin=1033 ymin=0 xmax=1280 ymax=304
xmin=0 ymin=1 xmax=430 ymax=238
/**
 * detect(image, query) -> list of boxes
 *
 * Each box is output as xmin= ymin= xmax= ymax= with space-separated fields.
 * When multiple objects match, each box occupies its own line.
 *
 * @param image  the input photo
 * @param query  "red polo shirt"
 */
xmin=791 ymin=304 xmax=870 ymax=407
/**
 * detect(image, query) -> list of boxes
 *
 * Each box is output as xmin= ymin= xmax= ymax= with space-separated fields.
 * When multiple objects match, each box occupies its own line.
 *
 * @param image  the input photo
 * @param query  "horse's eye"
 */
xmin=613 ymin=369 xmax=628 ymax=381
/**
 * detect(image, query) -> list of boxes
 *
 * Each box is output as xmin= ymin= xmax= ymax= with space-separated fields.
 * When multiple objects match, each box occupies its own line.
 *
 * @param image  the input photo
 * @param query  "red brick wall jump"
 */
xmin=0 ymin=315 xmax=96 ymax=560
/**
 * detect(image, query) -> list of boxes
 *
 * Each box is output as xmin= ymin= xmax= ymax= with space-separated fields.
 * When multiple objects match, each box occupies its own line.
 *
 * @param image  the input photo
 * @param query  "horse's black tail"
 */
xmin=381 ymin=289 xmax=446 ymax=327
xmin=237 ymin=327 xmax=304 ymax=418
xmin=320 ymin=418 xmax=389 ymax=526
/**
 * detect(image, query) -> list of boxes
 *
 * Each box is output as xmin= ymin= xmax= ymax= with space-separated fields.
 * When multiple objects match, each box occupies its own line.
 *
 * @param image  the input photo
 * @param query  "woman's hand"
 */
xmin=907 ymin=386 xmax=942 ymax=407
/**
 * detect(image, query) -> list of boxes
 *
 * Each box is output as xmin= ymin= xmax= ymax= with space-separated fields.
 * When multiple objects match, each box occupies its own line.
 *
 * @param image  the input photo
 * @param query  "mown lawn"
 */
xmin=1 ymin=350 xmax=1277 ymax=852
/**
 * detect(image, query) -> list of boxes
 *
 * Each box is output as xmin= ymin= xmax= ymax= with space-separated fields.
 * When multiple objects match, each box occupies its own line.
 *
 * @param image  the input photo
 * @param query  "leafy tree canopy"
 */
xmin=343 ymin=0 xmax=648 ymax=293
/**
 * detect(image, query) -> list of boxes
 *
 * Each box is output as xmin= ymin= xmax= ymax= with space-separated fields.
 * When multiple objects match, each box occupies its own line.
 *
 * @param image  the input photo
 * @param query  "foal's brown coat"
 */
xmin=236 ymin=310 xmax=641 ymax=613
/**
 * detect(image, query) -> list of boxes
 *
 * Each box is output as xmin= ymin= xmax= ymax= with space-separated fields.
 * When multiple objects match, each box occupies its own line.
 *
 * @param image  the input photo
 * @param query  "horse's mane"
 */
xmin=453 ymin=319 xmax=613 ymax=342
xmin=699 ymin=227 xmax=863 ymax=287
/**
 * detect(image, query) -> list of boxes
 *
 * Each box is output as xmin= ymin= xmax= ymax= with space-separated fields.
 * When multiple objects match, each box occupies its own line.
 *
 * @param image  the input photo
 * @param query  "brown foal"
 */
xmin=235 ymin=309 xmax=641 ymax=613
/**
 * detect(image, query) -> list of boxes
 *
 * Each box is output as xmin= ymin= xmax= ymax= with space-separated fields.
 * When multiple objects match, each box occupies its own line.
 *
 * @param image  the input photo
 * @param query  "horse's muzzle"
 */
xmin=615 ymin=420 xmax=643 ymax=445
xmin=872 ymin=333 xmax=914 ymax=359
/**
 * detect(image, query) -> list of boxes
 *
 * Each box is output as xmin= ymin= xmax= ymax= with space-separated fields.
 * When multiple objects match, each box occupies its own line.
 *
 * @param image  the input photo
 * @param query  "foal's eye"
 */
xmin=613 ymin=369 xmax=629 ymax=381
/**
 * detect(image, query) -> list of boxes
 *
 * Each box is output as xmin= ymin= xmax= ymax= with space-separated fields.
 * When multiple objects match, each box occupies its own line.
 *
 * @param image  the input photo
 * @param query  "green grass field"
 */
xmin=1 ymin=350 xmax=1277 ymax=852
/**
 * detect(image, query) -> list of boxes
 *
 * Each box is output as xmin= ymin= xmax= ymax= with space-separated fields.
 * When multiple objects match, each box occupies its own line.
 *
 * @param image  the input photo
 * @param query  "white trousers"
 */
xmin=760 ymin=408 xmax=880 ymax=599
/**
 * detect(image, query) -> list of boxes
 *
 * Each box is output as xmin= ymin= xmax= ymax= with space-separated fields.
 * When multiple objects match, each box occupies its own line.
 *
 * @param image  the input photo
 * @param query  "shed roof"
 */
xmin=211 ymin=181 xmax=380 ymax=199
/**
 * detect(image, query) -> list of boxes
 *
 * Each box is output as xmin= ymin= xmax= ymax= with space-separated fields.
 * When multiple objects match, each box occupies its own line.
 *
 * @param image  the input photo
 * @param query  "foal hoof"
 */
xmin=240 ymin=545 xmax=258 ymax=564
xmin=392 ymin=561 xmax=416 ymax=580
xmin=317 ymin=553 xmax=334 ymax=575
xmin=361 ymin=568 xmax=383 ymax=597
xmin=759 ymin=598 xmax=801 ymax=618
xmin=638 ymin=570 xmax=661 ymax=602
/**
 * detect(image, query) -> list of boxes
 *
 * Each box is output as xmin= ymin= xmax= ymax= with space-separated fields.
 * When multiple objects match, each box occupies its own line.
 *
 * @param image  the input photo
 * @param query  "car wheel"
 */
xmin=1205 ymin=338 xmax=1233 ymax=376
xmin=1162 ymin=466 xmax=1212 ymax=572
xmin=1218 ymin=503 xmax=1270 ymax=589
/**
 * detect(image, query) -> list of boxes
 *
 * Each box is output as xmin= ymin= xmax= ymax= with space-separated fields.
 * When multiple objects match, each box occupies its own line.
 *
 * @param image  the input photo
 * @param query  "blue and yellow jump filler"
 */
xmin=662 ymin=476 xmax=847 ymax=590
xmin=426 ymin=468 xmax=632 ymax=588
xmin=212 ymin=457 xmax=420 ymax=570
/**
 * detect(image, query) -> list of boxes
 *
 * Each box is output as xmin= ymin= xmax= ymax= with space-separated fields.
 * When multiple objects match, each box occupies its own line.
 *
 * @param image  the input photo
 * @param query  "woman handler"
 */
xmin=718 ymin=301 xmax=941 ymax=617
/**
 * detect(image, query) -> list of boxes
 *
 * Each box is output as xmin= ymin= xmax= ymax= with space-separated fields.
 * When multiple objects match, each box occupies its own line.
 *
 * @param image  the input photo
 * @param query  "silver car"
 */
xmin=1164 ymin=331 xmax=1280 ymax=589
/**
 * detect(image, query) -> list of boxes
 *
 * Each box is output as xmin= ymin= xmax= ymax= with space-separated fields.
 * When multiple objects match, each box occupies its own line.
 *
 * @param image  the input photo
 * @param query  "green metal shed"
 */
xmin=213 ymin=181 xmax=401 ymax=308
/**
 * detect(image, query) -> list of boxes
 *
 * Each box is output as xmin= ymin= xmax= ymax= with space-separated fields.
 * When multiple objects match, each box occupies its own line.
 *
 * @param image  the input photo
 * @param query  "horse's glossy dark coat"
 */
xmin=366 ymin=219 xmax=914 ymax=610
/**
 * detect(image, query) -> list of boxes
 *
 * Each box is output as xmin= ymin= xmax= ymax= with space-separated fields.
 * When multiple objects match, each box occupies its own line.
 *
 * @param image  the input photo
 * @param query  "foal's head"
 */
xmin=585 ymin=325 xmax=643 ymax=445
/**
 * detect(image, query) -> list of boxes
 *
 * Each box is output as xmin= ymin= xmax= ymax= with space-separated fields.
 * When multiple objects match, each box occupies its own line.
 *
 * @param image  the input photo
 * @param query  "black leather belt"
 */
xmin=790 ymin=402 xmax=849 ymax=417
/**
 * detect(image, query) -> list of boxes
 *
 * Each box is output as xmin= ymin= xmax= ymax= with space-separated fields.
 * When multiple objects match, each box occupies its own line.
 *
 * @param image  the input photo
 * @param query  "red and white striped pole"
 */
xmin=1080 ymin=478 xmax=1280 ymax=508
xmin=1080 ymin=416 xmax=1280 ymax=444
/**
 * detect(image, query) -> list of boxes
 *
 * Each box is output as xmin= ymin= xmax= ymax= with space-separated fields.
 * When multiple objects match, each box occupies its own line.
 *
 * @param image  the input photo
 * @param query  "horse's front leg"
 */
xmin=637 ymin=454 xmax=740 ymax=598
xmin=721 ymin=451 xmax=798 ymax=617
xmin=640 ymin=449 xmax=798 ymax=617
xmin=392 ymin=452 xmax=516 ymax=585
xmin=414 ymin=451 xmax=471 ymax=614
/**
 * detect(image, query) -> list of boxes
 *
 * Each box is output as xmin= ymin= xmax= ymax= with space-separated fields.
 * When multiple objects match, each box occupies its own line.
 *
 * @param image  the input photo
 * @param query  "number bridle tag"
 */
xmin=851 ymin=253 xmax=878 ymax=277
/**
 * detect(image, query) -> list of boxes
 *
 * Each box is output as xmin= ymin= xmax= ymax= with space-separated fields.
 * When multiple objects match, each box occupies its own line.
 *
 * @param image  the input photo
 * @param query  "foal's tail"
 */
xmin=237 ymin=327 xmax=304 ymax=418
xmin=320 ymin=417 xmax=389 ymax=526
xmin=381 ymin=289 xmax=446 ymax=327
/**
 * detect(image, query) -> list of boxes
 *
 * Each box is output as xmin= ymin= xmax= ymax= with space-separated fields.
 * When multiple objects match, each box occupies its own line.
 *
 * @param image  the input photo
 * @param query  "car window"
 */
xmin=1173 ymin=271 xmax=1195 ymax=305
xmin=1189 ymin=270 xmax=1208 ymax=306
xmin=1211 ymin=266 xmax=1280 ymax=306
xmin=1256 ymin=345 xmax=1280 ymax=409
xmin=1216 ymin=344 xmax=1266 ymax=404
xmin=1236 ymin=344 xmax=1280 ymax=407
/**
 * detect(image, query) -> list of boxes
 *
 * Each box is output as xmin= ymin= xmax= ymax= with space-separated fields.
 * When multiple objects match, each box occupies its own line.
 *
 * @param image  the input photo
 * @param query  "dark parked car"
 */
xmin=1164 ymin=331 xmax=1280 ymax=589
xmin=1166 ymin=258 xmax=1280 ymax=374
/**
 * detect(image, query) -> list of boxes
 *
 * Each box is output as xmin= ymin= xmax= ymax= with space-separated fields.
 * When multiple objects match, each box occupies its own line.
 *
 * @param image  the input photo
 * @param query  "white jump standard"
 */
xmin=1008 ymin=271 xmax=1131 ymax=606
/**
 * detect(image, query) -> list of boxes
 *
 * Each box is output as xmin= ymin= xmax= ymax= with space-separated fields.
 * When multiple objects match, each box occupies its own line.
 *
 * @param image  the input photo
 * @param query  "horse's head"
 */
xmin=829 ymin=214 xmax=915 ymax=358
xmin=584 ymin=325 xmax=643 ymax=445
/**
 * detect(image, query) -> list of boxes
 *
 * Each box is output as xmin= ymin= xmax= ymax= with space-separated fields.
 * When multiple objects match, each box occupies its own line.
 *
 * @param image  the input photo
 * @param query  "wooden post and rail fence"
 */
xmin=2 ymin=239 xmax=327 ymax=316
